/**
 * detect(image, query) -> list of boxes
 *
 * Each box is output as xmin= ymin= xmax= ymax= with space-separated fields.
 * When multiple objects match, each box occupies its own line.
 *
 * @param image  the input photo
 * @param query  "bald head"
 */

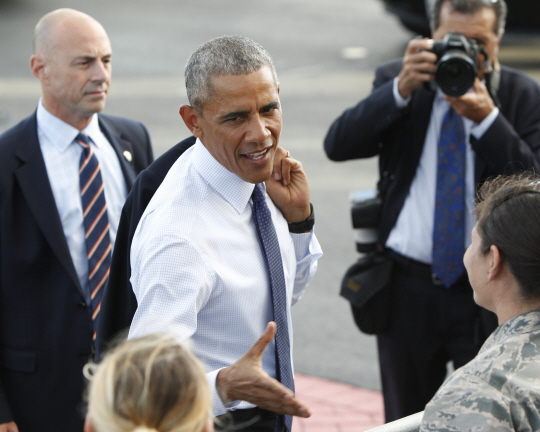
xmin=34 ymin=9 xmax=108 ymax=59
xmin=31 ymin=9 xmax=112 ymax=130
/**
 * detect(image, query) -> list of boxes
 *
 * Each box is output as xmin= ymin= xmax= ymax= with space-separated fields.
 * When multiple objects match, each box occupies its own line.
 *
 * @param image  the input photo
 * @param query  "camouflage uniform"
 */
xmin=421 ymin=309 xmax=540 ymax=432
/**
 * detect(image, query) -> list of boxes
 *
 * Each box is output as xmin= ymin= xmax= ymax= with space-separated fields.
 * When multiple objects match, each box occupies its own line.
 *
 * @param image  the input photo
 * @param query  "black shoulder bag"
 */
xmin=339 ymin=146 xmax=399 ymax=335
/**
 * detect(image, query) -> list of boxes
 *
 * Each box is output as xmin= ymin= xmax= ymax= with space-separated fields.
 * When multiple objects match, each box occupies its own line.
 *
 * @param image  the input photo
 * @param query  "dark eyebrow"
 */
xmin=219 ymin=101 xmax=280 ymax=121
xmin=262 ymin=101 xmax=280 ymax=110
xmin=73 ymin=54 xmax=112 ymax=63
xmin=219 ymin=110 xmax=250 ymax=121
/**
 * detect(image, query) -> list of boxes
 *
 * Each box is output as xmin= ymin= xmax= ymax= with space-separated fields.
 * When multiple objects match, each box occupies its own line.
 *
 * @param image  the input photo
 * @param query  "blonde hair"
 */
xmin=85 ymin=334 xmax=211 ymax=432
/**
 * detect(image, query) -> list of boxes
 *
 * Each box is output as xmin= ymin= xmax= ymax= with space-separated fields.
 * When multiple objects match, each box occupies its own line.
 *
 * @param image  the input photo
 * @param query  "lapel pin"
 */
xmin=123 ymin=150 xmax=132 ymax=162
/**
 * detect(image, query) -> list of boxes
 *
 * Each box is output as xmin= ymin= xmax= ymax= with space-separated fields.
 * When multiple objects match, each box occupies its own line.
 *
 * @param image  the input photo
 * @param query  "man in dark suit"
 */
xmin=324 ymin=0 xmax=540 ymax=423
xmin=96 ymin=135 xmax=195 ymax=358
xmin=0 ymin=9 xmax=153 ymax=432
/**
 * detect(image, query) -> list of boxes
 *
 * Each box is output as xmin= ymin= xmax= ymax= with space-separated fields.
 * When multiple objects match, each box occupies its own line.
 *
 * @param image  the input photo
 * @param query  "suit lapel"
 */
xmin=14 ymin=114 xmax=83 ymax=294
xmin=410 ymin=86 xmax=436 ymax=169
xmin=98 ymin=115 xmax=137 ymax=189
xmin=393 ymin=85 xmax=436 ymax=194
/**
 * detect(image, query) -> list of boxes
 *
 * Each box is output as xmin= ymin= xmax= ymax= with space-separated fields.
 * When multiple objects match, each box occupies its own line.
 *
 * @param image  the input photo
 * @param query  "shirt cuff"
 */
xmin=393 ymin=77 xmax=411 ymax=109
xmin=470 ymin=107 xmax=499 ymax=139
xmin=208 ymin=368 xmax=240 ymax=416
xmin=291 ymin=230 xmax=318 ymax=261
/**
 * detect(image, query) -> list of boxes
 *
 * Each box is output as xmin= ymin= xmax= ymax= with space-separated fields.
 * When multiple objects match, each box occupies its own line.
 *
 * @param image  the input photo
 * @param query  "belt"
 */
xmin=387 ymin=250 xmax=443 ymax=285
xmin=215 ymin=407 xmax=277 ymax=431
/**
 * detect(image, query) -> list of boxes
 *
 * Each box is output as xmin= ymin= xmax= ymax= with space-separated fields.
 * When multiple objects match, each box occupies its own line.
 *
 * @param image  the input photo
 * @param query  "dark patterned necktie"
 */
xmin=75 ymin=133 xmax=112 ymax=340
xmin=252 ymin=183 xmax=294 ymax=432
xmin=432 ymin=108 xmax=466 ymax=288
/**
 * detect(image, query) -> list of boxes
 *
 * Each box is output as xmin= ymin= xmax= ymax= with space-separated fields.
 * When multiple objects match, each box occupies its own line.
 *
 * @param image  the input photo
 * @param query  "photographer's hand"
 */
xmin=445 ymin=78 xmax=495 ymax=124
xmin=397 ymin=38 xmax=437 ymax=100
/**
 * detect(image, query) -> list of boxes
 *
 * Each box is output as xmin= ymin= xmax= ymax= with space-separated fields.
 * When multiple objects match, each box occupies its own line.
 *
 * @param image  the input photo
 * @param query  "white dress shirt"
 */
xmin=385 ymin=78 xmax=499 ymax=264
xmin=37 ymin=100 xmax=128 ymax=292
xmin=129 ymin=139 xmax=322 ymax=416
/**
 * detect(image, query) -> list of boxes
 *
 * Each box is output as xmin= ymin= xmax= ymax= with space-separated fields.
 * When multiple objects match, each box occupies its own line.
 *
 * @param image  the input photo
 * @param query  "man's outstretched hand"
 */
xmin=216 ymin=322 xmax=311 ymax=418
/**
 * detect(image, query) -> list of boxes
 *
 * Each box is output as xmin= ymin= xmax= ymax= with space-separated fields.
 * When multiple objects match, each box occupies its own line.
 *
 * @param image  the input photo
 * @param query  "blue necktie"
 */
xmin=76 ymin=133 xmax=112 ymax=340
xmin=252 ymin=183 xmax=294 ymax=432
xmin=432 ymin=108 xmax=466 ymax=288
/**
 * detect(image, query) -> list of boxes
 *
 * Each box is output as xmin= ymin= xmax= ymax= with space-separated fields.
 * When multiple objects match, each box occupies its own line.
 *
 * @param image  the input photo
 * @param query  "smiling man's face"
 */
xmin=194 ymin=66 xmax=282 ymax=184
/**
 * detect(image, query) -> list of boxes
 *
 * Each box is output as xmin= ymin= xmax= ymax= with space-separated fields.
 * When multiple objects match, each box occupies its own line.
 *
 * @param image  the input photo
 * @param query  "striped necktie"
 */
xmin=75 ymin=133 xmax=112 ymax=340
xmin=432 ymin=108 xmax=466 ymax=288
xmin=252 ymin=183 xmax=294 ymax=432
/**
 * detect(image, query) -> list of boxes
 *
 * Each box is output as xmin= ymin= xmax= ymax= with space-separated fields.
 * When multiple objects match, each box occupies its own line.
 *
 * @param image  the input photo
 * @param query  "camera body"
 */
xmin=430 ymin=32 xmax=481 ymax=97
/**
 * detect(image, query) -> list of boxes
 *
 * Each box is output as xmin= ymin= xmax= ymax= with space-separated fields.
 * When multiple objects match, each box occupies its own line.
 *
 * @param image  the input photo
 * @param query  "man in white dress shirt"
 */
xmin=128 ymin=36 xmax=322 ymax=432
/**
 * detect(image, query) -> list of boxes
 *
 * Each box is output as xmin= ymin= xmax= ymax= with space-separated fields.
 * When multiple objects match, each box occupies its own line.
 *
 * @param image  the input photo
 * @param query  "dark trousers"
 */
xmin=214 ymin=407 xmax=278 ymax=432
xmin=377 ymin=252 xmax=497 ymax=422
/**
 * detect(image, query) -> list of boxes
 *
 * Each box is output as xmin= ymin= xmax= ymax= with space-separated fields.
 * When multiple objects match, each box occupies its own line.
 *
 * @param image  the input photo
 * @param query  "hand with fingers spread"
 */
xmin=0 ymin=422 xmax=19 ymax=432
xmin=444 ymin=78 xmax=496 ymax=124
xmin=216 ymin=322 xmax=311 ymax=418
xmin=397 ymin=38 xmax=437 ymax=100
xmin=265 ymin=147 xmax=311 ymax=223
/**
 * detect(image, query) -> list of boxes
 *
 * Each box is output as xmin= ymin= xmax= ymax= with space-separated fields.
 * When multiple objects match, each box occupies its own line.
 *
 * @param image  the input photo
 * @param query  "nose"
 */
xmin=246 ymin=114 xmax=271 ymax=143
xmin=91 ymin=60 xmax=111 ymax=83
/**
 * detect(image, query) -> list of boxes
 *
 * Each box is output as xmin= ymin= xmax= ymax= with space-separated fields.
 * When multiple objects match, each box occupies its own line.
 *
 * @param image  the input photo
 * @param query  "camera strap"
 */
xmin=482 ymin=48 xmax=501 ymax=108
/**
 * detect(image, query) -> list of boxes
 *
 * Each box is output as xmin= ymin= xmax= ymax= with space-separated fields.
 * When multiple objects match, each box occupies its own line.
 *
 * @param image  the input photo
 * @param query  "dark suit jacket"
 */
xmin=324 ymin=59 xmax=540 ymax=246
xmin=95 ymin=136 xmax=196 ymax=360
xmin=0 ymin=111 xmax=153 ymax=432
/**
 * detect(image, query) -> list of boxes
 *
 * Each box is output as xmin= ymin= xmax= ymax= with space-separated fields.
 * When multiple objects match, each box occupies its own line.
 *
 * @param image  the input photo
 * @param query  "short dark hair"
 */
xmin=430 ymin=0 xmax=507 ymax=36
xmin=474 ymin=173 xmax=540 ymax=300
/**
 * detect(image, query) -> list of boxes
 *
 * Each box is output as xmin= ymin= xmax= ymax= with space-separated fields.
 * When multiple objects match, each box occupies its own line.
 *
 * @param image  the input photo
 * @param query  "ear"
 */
xmin=30 ymin=54 xmax=46 ymax=80
xmin=487 ymin=245 xmax=502 ymax=281
xmin=179 ymin=105 xmax=204 ymax=139
xmin=83 ymin=415 xmax=94 ymax=432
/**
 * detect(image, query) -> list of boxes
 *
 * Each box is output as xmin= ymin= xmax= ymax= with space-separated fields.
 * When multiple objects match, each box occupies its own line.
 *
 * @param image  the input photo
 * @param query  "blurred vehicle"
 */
xmin=382 ymin=0 xmax=540 ymax=37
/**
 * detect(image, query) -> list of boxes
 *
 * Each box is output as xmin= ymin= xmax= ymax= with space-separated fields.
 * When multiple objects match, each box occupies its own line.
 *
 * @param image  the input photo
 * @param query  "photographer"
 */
xmin=324 ymin=0 xmax=540 ymax=423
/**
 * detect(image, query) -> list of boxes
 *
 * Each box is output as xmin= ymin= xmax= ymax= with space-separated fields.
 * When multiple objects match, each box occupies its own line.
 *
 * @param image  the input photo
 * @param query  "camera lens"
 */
xmin=435 ymin=50 xmax=477 ymax=97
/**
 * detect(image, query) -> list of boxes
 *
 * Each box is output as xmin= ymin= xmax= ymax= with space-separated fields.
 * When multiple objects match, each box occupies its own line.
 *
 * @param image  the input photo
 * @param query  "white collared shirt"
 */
xmin=37 ymin=101 xmax=127 ymax=292
xmin=386 ymin=79 xmax=499 ymax=264
xmin=129 ymin=139 xmax=323 ymax=416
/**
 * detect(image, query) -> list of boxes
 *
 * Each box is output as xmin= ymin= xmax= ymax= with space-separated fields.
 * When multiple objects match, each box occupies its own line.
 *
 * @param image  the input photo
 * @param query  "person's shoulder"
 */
xmin=146 ymin=147 xmax=205 ymax=215
xmin=499 ymin=64 xmax=540 ymax=91
xmin=0 ymin=113 xmax=37 ymax=160
xmin=98 ymin=113 xmax=149 ymax=139
xmin=145 ymin=136 xmax=196 ymax=179
xmin=375 ymin=58 xmax=403 ymax=79
xmin=0 ymin=113 xmax=36 ymax=144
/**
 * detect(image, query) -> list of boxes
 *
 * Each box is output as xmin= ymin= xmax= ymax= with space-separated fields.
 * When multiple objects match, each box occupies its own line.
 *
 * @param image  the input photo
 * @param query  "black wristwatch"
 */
xmin=288 ymin=203 xmax=315 ymax=233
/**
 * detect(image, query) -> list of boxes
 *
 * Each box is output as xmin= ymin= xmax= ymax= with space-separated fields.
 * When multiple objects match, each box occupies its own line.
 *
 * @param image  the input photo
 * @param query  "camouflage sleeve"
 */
xmin=420 ymin=372 xmax=514 ymax=432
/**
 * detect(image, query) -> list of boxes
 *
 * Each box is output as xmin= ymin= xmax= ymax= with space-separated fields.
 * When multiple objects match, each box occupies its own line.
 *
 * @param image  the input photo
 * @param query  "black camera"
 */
xmin=350 ymin=191 xmax=382 ymax=253
xmin=431 ymin=32 xmax=482 ymax=97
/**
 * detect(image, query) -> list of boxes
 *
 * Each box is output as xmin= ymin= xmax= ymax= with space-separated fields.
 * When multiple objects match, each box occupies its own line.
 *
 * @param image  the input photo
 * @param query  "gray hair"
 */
xmin=430 ymin=0 xmax=507 ymax=36
xmin=185 ymin=35 xmax=278 ymax=113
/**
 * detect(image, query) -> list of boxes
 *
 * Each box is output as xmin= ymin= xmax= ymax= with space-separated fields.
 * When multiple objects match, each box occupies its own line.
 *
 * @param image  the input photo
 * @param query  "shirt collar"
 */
xmin=192 ymin=138 xmax=257 ymax=214
xmin=483 ymin=308 xmax=540 ymax=350
xmin=36 ymin=99 xmax=101 ymax=152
